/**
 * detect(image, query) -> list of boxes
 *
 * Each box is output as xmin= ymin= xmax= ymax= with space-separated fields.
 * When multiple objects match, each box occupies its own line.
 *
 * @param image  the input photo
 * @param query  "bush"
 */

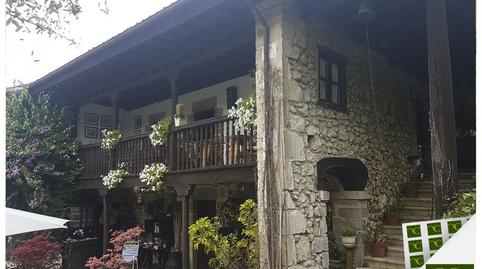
xmin=189 ymin=199 xmax=259 ymax=269
xmin=85 ymin=227 xmax=144 ymax=269
xmin=6 ymin=88 xmax=82 ymax=216
xmin=10 ymin=234 xmax=61 ymax=269
xmin=443 ymin=189 xmax=476 ymax=218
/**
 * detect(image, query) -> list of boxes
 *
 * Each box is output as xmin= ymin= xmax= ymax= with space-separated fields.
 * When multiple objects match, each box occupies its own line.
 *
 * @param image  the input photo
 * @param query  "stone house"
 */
xmin=28 ymin=0 xmax=474 ymax=268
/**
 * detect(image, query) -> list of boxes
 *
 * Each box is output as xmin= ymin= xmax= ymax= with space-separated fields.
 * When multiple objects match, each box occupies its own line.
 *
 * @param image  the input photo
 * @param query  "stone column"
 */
xmin=254 ymin=1 xmax=329 ymax=268
xmin=175 ymin=186 xmax=192 ymax=269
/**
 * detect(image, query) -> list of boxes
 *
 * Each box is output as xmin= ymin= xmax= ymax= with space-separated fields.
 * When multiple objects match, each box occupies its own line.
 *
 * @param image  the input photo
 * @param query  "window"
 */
xmin=226 ymin=86 xmax=238 ymax=109
xmin=318 ymin=49 xmax=347 ymax=110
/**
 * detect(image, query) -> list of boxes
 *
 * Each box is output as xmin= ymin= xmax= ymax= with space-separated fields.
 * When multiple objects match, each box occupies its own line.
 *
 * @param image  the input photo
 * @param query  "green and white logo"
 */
xmin=402 ymin=216 xmax=470 ymax=269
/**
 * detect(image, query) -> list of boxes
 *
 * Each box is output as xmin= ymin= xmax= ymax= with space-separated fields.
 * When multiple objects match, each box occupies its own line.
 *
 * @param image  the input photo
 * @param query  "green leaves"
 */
xmin=443 ymin=189 xmax=476 ymax=218
xmin=6 ymin=88 xmax=82 ymax=217
xmin=189 ymin=199 xmax=259 ymax=269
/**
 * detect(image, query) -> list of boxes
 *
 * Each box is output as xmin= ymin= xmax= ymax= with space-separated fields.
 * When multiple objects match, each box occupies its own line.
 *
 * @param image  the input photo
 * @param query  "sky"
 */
xmin=5 ymin=0 xmax=178 ymax=87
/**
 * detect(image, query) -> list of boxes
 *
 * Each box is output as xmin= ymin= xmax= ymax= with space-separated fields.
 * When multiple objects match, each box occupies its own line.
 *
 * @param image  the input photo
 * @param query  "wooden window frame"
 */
xmin=318 ymin=48 xmax=347 ymax=112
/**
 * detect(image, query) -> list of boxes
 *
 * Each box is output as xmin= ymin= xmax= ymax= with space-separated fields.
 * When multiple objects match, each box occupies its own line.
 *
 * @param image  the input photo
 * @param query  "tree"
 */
xmin=6 ymin=0 xmax=109 ymax=44
xmin=6 ymin=87 xmax=83 ymax=217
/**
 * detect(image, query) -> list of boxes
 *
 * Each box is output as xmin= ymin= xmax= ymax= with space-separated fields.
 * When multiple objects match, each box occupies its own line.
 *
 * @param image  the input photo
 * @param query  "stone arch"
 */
xmin=316 ymin=157 xmax=368 ymax=191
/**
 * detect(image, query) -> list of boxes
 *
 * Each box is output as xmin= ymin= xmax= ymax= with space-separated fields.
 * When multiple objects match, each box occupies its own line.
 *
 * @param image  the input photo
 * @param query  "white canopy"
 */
xmin=5 ymin=207 xmax=70 ymax=236
xmin=423 ymin=214 xmax=475 ymax=268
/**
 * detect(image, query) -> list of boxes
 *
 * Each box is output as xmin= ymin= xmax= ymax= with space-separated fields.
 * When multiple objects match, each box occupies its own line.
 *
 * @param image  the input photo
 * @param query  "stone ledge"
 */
xmin=331 ymin=191 xmax=369 ymax=200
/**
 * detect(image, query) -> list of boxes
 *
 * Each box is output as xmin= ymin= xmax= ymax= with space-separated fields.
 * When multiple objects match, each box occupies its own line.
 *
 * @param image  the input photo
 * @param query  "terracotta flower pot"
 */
xmin=370 ymin=242 xmax=386 ymax=257
xmin=385 ymin=213 xmax=400 ymax=226
xmin=403 ymin=186 xmax=418 ymax=198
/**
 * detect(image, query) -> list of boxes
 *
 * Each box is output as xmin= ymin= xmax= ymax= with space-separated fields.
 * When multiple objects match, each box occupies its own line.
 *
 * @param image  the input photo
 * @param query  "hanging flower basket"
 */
xmin=149 ymin=118 xmax=171 ymax=146
xmin=139 ymin=163 xmax=169 ymax=192
xmin=227 ymin=96 xmax=257 ymax=132
xmin=102 ymin=163 xmax=128 ymax=189
xmin=101 ymin=129 xmax=122 ymax=150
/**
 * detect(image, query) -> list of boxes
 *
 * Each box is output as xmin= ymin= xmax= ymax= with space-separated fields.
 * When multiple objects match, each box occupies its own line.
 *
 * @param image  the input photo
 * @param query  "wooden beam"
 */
xmin=88 ymin=29 xmax=253 ymax=98
xmin=30 ymin=0 xmax=228 ymax=93
xmin=75 ymin=165 xmax=256 ymax=190
xmin=426 ymin=0 xmax=458 ymax=218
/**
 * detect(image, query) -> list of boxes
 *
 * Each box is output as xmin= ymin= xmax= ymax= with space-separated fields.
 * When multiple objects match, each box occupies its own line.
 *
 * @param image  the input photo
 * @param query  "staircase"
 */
xmin=360 ymin=172 xmax=476 ymax=269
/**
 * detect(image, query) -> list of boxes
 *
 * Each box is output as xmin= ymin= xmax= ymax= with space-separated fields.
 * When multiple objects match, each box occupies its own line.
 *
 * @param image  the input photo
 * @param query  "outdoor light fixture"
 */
xmin=353 ymin=0 xmax=376 ymax=22
xmin=353 ymin=0 xmax=379 ymax=119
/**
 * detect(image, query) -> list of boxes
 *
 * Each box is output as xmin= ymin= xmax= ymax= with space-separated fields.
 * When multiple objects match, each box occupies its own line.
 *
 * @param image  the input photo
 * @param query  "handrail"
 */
xmin=171 ymin=116 xmax=229 ymax=131
xmin=77 ymin=116 xmax=256 ymax=178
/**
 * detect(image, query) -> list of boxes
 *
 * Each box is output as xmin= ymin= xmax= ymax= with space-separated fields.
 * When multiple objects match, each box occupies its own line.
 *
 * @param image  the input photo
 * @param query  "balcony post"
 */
xmin=109 ymin=93 xmax=119 ymax=169
xmin=175 ymin=185 xmax=192 ymax=269
xmin=426 ymin=0 xmax=458 ymax=217
xmin=168 ymin=71 xmax=178 ymax=170
xmin=168 ymin=71 xmax=178 ymax=118
xmin=99 ymin=188 xmax=109 ymax=254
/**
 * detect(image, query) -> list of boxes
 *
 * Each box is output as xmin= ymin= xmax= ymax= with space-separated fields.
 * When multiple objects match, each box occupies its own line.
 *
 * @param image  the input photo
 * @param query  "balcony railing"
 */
xmin=78 ymin=117 xmax=257 ymax=179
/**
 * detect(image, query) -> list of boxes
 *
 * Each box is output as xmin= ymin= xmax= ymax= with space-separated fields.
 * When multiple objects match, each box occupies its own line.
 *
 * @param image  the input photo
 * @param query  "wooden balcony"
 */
xmin=78 ymin=117 xmax=257 ymax=181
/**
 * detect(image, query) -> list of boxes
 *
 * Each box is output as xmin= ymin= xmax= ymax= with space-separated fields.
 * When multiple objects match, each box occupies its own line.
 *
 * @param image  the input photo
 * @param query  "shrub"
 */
xmin=6 ymin=88 xmax=82 ymax=216
xmin=10 ymin=234 xmax=61 ymax=269
xmin=189 ymin=199 xmax=259 ymax=269
xmin=85 ymin=227 xmax=144 ymax=269
xmin=443 ymin=189 xmax=476 ymax=218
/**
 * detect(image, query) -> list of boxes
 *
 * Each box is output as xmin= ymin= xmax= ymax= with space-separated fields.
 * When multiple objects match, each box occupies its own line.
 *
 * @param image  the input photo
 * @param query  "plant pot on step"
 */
xmin=402 ymin=185 xmax=418 ymax=198
xmin=370 ymin=242 xmax=386 ymax=258
xmin=329 ymin=259 xmax=345 ymax=269
xmin=341 ymin=236 xmax=357 ymax=248
xmin=385 ymin=213 xmax=400 ymax=226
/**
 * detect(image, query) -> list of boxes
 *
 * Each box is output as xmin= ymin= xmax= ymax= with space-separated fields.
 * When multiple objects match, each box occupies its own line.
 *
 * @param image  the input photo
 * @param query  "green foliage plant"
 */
xmin=149 ymin=118 xmax=171 ymax=146
xmin=189 ymin=199 xmax=259 ymax=269
xmin=340 ymin=226 xmax=357 ymax=237
xmin=6 ymin=88 xmax=83 ymax=217
xmin=443 ymin=188 xmax=476 ymax=218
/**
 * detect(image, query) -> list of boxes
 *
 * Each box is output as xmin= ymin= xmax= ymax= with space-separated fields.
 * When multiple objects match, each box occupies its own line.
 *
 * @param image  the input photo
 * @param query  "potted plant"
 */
xmin=385 ymin=200 xmax=404 ymax=226
xmin=340 ymin=226 xmax=357 ymax=248
xmin=369 ymin=231 xmax=387 ymax=258
xmin=401 ymin=181 xmax=418 ymax=198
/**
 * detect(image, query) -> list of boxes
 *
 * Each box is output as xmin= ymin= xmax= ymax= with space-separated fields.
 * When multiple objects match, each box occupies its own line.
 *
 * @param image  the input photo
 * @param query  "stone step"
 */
xmin=399 ymin=197 xmax=432 ymax=207
xmin=386 ymin=238 xmax=403 ymax=247
xmin=400 ymin=205 xmax=433 ymax=216
xmin=400 ymin=213 xmax=432 ymax=223
xmin=365 ymin=256 xmax=405 ymax=269
xmin=386 ymin=246 xmax=404 ymax=259
xmin=415 ymin=184 xmax=476 ymax=192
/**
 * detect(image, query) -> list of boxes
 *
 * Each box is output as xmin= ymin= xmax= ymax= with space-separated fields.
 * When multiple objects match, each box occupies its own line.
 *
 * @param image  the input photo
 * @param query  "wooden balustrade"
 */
xmin=78 ymin=144 xmax=109 ymax=178
xmin=78 ymin=117 xmax=256 ymax=179
xmin=170 ymin=116 xmax=256 ymax=171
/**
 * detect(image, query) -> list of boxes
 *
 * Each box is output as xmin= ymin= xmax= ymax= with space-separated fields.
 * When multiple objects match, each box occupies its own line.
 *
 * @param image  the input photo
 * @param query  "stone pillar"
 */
xmin=254 ymin=1 xmax=330 ymax=268
xmin=175 ymin=186 xmax=192 ymax=269
xmin=99 ymin=188 xmax=109 ymax=254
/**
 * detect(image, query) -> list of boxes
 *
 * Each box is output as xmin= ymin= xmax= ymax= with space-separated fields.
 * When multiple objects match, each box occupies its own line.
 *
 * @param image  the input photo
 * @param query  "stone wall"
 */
xmin=255 ymin=1 xmax=424 ymax=268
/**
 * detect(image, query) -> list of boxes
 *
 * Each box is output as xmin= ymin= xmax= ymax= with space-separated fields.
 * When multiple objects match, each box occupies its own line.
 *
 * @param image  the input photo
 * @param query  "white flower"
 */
xmin=139 ymin=163 xmax=168 ymax=192
xmin=101 ymin=129 xmax=122 ymax=150
xmin=227 ymin=96 xmax=257 ymax=132
xmin=102 ymin=163 xmax=128 ymax=189
xmin=149 ymin=118 xmax=171 ymax=146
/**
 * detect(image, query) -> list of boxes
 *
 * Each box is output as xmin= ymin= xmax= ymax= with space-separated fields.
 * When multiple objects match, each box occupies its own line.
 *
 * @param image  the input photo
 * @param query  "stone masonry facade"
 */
xmin=255 ymin=1 xmax=425 ymax=268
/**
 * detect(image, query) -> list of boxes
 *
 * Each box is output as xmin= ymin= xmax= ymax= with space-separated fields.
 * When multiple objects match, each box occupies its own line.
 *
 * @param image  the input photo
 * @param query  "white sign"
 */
xmin=402 ymin=216 xmax=470 ymax=269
